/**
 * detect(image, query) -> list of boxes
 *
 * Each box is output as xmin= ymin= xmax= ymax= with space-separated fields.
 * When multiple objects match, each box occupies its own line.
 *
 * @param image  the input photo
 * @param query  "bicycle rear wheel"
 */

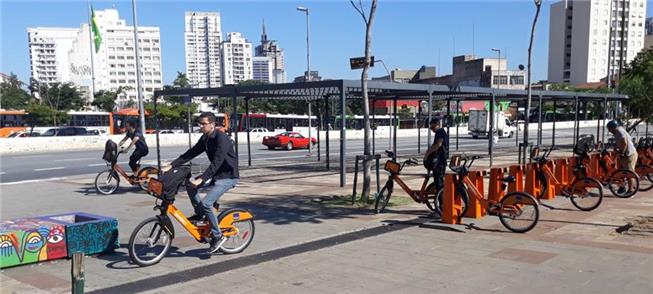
xmin=607 ymin=169 xmax=639 ymax=198
xmin=569 ymin=178 xmax=603 ymax=211
xmin=374 ymin=181 xmax=393 ymax=214
xmin=498 ymin=192 xmax=540 ymax=233
xmin=635 ymin=165 xmax=653 ymax=191
xmin=424 ymin=182 xmax=438 ymax=212
xmin=138 ymin=167 xmax=159 ymax=191
xmin=218 ymin=209 xmax=255 ymax=254
xmin=128 ymin=217 xmax=173 ymax=267
xmin=95 ymin=169 xmax=119 ymax=195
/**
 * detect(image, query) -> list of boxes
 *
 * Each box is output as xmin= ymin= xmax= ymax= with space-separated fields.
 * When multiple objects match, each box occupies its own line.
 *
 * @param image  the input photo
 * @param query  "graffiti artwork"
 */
xmin=47 ymin=212 xmax=119 ymax=256
xmin=0 ymin=218 xmax=67 ymax=268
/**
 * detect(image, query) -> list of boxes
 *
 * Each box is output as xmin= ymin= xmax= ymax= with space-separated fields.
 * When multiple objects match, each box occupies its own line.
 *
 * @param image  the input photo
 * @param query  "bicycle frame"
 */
xmin=158 ymin=200 xmax=254 ymax=242
xmin=388 ymin=173 xmax=433 ymax=201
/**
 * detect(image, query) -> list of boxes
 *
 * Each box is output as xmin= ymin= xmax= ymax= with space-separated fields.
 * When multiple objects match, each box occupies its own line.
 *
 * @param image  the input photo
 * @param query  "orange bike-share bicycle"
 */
xmin=95 ymin=139 xmax=158 ymax=195
xmin=435 ymin=155 xmax=540 ymax=233
xmin=374 ymin=151 xmax=438 ymax=213
xmin=531 ymin=144 xmax=604 ymax=211
xmin=595 ymin=142 xmax=640 ymax=197
xmin=634 ymin=137 xmax=653 ymax=191
xmin=128 ymin=170 xmax=255 ymax=267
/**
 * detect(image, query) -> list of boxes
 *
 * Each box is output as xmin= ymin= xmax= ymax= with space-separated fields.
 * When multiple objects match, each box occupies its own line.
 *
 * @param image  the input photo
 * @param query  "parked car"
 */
xmin=7 ymin=131 xmax=40 ymax=138
xmin=41 ymin=127 xmax=88 ymax=136
xmin=246 ymin=128 xmax=269 ymax=133
xmin=86 ymin=129 xmax=107 ymax=135
xmin=262 ymin=132 xmax=317 ymax=150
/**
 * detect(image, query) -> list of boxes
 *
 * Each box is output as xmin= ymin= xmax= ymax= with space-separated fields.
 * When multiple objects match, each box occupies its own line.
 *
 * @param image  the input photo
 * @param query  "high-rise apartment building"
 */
xmin=548 ymin=0 xmax=648 ymax=85
xmin=28 ymin=9 xmax=163 ymax=105
xmin=254 ymin=21 xmax=285 ymax=83
xmin=184 ymin=12 xmax=222 ymax=88
xmin=252 ymin=56 xmax=273 ymax=83
xmin=221 ymin=32 xmax=252 ymax=85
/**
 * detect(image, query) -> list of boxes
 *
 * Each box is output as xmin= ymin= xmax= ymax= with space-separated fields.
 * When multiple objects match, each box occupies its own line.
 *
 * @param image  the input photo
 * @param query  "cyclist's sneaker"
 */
xmin=188 ymin=214 xmax=205 ymax=222
xmin=617 ymin=186 xmax=627 ymax=195
xmin=208 ymin=235 xmax=226 ymax=253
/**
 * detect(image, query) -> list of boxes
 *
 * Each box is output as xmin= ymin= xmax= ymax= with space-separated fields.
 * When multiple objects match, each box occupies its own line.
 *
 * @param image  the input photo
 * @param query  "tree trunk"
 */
xmin=360 ymin=0 xmax=377 ymax=204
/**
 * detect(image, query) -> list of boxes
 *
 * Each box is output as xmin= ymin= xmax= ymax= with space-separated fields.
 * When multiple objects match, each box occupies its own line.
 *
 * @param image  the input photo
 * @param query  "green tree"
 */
xmin=25 ymin=102 xmax=68 ymax=130
xmin=621 ymin=48 xmax=653 ymax=131
xmin=0 ymin=74 xmax=31 ymax=109
xmin=92 ymin=86 xmax=130 ymax=112
xmin=165 ymin=72 xmax=192 ymax=104
xmin=144 ymin=102 xmax=198 ymax=130
xmin=39 ymin=82 xmax=83 ymax=112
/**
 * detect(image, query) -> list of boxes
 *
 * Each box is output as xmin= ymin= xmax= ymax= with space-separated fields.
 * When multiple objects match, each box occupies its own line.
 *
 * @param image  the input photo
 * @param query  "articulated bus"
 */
xmin=0 ymin=108 xmax=153 ymax=137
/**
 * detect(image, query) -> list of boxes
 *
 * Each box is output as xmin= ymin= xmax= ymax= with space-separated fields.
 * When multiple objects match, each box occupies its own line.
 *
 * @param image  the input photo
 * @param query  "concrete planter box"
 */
xmin=44 ymin=212 xmax=119 ymax=257
xmin=0 ymin=218 xmax=68 ymax=268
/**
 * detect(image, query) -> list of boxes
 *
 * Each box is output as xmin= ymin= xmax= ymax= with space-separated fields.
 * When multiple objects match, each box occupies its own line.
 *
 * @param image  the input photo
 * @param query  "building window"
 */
xmin=509 ymin=76 xmax=524 ymax=85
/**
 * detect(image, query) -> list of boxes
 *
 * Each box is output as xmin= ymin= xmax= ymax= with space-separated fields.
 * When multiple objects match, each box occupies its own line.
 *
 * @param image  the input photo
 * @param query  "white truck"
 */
xmin=468 ymin=110 xmax=515 ymax=139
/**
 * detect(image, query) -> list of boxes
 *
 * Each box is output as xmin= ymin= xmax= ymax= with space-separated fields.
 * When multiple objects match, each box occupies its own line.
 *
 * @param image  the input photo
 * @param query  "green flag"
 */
xmin=91 ymin=7 xmax=102 ymax=53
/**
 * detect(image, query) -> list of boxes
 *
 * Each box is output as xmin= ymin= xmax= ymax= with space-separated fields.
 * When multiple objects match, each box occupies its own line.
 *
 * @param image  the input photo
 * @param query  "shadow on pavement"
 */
xmin=98 ymin=244 xmax=216 ymax=270
xmin=74 ymin=183 xmax=144 ymax=196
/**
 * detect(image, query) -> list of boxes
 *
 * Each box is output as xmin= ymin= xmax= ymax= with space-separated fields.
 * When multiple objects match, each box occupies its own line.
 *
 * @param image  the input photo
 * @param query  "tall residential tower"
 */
xmin=184 ymin=12 xmax=222 ymax=88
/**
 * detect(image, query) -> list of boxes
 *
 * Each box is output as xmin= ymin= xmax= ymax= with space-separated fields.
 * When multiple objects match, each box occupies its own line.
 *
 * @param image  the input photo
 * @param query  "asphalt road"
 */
xmin=0 ymin=125 xmax=640 ymax=184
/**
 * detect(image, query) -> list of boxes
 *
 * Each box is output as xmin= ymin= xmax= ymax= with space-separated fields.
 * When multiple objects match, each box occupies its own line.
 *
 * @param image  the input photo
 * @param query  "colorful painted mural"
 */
xmin=51 ymin=212 xmax=119 ymax=256
xmin=0 ymin=218 xmax=68 ymax=268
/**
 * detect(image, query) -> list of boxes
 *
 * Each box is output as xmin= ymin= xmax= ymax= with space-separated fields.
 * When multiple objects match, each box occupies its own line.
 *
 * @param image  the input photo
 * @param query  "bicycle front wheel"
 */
xmin=498 ymin=192 xmax=540 ymax=233
xmin=569 ymin=178 xmax=603 ymax=211
xmin=128 ymin=217 xmax=173 ymax=267
xmin=607 ymin=169 xmax=640 ymax=198
xmin=374 ymin=181 xmax=393 ymax=214
xmin=95 ymin=169 xmax=119 ymax=195
xmin=218 ymin=209 xmax=255 ymax=254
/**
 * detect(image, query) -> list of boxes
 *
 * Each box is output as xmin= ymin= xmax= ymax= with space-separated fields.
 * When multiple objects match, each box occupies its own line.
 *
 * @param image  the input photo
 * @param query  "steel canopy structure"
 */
xmin=154 ymin=79 xmax=628 ymax=187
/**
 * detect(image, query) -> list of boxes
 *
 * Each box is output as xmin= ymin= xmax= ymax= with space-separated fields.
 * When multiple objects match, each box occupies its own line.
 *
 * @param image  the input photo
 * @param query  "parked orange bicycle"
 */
xmin=434 ymin=154 xmax=540 ymax=233
xmin=634 ymin=137 xmax=653 ymax=191
xmin=95 ymin=140 xmax=158 ymax=195
xmin=128 ymin=169 xmax=255 ymax=266
xmin=374 ymin=151 xmax=438 ymax=213
xmin=595 ymin=142 xmax=640 ymax=197
xmin=531 ymin=142 xmax=604 ymax=211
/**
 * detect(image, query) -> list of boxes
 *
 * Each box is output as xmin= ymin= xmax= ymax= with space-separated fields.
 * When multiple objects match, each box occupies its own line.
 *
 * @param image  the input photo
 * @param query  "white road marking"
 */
xmin=0 ymin=172 xmax=6 ymax=175
xmin=0 ymin=177 xmax=68 ymax=186
xmin=54 ymin=157 xmax=95 ymax=162
xmin=88 ymin=163 xmax=107 ymax=167
xmin=34 ymin=167 xmax=65 ymax=171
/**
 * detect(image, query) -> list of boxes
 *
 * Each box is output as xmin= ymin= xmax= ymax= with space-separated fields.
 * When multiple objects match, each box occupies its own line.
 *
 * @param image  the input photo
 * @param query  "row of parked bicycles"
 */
xmin=374 ymin=134 xmax=653 ymax=233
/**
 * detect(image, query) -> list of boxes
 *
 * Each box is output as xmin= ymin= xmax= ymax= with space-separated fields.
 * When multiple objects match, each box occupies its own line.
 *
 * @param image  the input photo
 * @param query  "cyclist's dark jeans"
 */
xmin=129 ymin=148 xmax=149 ymax=172
xmin=432 ymin=162 xmax=446 ymax=191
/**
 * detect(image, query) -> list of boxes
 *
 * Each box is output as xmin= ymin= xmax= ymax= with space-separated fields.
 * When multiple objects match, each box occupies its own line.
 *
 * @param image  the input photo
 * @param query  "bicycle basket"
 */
xmin=574 ymin=135 xmax=595 ymax=156
xmin=384 ymin=161 xmax=401 ymax=174
xmin=147 ymin=178 xmax=164 ymax=198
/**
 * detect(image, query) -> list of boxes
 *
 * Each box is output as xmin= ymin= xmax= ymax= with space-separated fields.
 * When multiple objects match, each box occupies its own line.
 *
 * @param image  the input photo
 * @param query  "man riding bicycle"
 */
xmin=424 ymin=118 xmax=449 ymax=191
xmin=162 ymin=112 xmax=239 ymax=253
xmin=119 ymin=121 xmax=149 ymax=178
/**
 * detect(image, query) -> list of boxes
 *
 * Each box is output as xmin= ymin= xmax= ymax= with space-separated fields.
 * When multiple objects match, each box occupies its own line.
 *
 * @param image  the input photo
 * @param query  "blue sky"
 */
xmin=1 ymin=0 xmax=652 ymax=85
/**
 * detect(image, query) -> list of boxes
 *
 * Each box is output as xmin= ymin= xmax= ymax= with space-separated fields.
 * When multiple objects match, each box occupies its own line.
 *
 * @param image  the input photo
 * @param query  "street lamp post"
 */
xmin=524 ymin=0 xmax=543 ymax=163
xmin=297 ymin=6 xmax=312 ymax=155
xmin=491 ymin=48 xmax=501 ymax=89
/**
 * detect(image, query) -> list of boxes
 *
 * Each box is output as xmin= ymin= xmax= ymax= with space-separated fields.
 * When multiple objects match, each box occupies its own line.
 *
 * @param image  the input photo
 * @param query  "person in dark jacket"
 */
xmin=118 ymin=121 xmax=149 ymax=176
xmin=424 ymin=118 xmax=449 ymax=191
xmin=162 ymin=112 xmax=239 ymax=253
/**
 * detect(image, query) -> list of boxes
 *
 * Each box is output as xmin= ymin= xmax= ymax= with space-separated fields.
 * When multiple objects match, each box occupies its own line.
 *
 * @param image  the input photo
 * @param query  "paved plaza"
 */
xmin=1 ymin=155 xmax=652 ymax=294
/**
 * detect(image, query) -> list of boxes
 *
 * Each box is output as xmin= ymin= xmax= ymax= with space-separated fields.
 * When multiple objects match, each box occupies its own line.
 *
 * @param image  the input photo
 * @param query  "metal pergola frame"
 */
xmin=154 ymin=80 xmax=627 ymax=187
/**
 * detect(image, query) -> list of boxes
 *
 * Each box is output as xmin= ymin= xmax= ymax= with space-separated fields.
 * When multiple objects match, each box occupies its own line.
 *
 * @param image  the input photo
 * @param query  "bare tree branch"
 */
xmin=350 ymin=0 xmax=368 ymax=24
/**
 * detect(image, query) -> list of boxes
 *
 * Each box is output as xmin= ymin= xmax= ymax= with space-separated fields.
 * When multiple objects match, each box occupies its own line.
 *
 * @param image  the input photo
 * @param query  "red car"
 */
xmin=262 ymin=132 xmax=317 ymax=150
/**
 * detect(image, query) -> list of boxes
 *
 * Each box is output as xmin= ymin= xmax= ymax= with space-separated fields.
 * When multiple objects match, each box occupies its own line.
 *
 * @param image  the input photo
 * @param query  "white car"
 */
xmin=248 ymin=128 xmax=269 ymax=133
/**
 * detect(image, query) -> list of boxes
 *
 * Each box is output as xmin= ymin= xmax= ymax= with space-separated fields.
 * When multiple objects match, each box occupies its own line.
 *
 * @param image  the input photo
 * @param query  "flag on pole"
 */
xmin=91 ymin=7 xmax=102 ymax=53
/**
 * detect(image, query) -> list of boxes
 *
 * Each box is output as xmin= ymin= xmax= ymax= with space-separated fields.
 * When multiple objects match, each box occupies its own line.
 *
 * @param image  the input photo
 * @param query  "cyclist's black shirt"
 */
xmin=433 ymin=128 xmax=449 ymax=162
xmin=126 ymin=129 xmax=148 ymax=151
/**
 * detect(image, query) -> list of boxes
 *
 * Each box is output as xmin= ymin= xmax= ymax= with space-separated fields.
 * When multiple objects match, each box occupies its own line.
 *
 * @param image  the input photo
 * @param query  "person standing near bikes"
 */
xmin=424 ymin=118 xmax=449 ymax=191
xmin=162 ymin=112 xmax=239 ymax=253
xmin=608 ymin=120 xmax=638 ymax=194
xmin=119 ymin=121 xmax=149 ymax=178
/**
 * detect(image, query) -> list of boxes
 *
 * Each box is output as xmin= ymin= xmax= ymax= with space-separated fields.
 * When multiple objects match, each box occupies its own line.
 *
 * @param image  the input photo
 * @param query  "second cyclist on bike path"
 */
xmin=424 ymin=118 xmax=449 ymax=191
xmin=119 ymin=121 xmax=149 ymax=176
xmin=163 ymin=112 xmax=239 ymax=254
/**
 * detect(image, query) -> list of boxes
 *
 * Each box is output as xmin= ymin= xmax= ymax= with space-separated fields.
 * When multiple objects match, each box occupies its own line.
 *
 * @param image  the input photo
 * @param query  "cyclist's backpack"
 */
xmin=102 ymin=140 xmax=118 ymax=163
xmin=159 ymin=165 xmax=191 ymax=201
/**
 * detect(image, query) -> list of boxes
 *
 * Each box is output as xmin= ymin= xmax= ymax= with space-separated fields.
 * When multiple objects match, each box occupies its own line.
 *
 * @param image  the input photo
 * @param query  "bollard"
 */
xmin=488 ymin=167 xmax=507 ymax=203
xmin=465 ymin=170 xmax=486 ymax=218
xmin=554 ymin=158 xmax=569 ymax=195
xmin=508 ymin=165 xmax=524 ymax=193
xmin=540 ymin=161 xmax=556 ymax=200
xmin=71 ymin=252 xmax=84 ymax=294
xmin=525 ymin=163 xmax=540 ymax=198
xmin=441 ymin=174 xmax=460 ymax=224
